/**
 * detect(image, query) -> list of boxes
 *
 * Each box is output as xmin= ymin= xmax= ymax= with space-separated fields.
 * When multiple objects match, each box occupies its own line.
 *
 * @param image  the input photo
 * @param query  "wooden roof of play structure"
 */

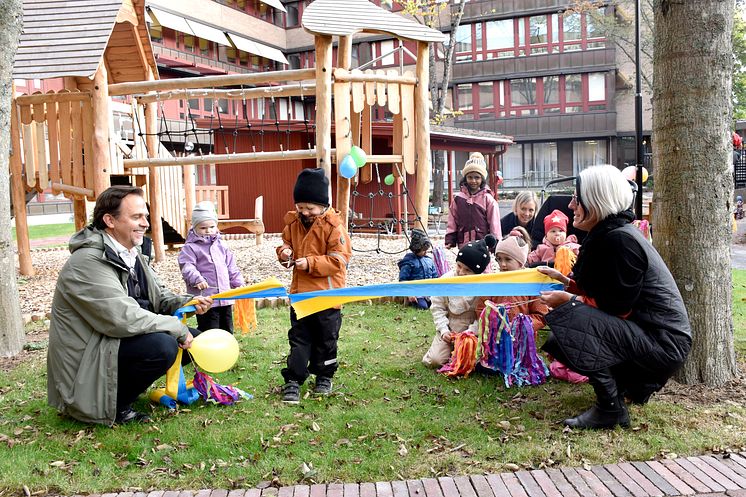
xmin=14 ymin=0 xmax=157 ymax=81
xmin=302 ymin=0 xmax=447 ymax=43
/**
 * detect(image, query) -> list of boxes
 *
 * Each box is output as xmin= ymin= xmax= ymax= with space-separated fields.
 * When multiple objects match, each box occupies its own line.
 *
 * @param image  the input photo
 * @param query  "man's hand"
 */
xmin=179 ymin=331 xmax=194 ymax=349
xmin=192 ymin=296 xmax=213 ymax=315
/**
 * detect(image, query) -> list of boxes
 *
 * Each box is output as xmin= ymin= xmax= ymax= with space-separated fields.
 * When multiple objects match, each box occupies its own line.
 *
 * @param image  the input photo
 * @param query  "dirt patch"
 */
xmin=657 ymin=359 xmax=746 ymax=407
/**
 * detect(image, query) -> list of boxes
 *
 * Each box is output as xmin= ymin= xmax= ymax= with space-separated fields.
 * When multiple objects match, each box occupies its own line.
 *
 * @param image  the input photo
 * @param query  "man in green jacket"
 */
xmin=47 ymin=186 xmax=212 ymax=425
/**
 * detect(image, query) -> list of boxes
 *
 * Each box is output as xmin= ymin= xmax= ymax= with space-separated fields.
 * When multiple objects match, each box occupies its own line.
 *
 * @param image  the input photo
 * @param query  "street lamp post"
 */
xmin=634 ymin=0 xmax=644 ymax=219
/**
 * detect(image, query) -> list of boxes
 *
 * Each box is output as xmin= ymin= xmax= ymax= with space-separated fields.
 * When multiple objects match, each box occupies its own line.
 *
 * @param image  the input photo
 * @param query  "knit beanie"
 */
xmin=293 ymin=168 xmax=330 ymax=207
xmin=409 ymin=229 xmax=431 ymax=253
xmin=456 ymin=234 xmax=497 ymax=274
xmin=495 ymin=235 xmax=529 ymax=266
xmin=543 ymin=209 xmax=569 ymax=233
xmin=191 ymin=200 xmax=218 ymax=228
xmin=461 ymin=152 xmax=488 ymax=181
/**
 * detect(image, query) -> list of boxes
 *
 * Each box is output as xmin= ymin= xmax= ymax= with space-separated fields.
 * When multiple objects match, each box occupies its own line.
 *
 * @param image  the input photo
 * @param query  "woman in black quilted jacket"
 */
xmin=538 ymin=165 xmax=691 ymax=430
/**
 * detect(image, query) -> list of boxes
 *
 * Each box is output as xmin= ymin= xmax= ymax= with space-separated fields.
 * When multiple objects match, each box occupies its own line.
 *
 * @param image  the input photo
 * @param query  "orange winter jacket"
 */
xmin=276 ymin=209 xmax=352 ymax=295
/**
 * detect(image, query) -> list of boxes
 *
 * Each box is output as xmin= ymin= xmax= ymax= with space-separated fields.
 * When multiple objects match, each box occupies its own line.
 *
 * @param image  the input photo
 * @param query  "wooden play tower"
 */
xmin=10 ymin=0 xmax=446 ymax=276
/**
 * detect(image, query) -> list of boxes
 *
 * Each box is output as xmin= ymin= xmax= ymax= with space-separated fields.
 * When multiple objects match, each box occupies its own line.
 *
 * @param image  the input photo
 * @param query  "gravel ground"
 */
xmin=17 ymin=233 xmax=456 ymax=318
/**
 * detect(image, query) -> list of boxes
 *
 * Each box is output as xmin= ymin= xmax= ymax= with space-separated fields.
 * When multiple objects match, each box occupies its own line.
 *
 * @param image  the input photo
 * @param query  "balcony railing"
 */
xmin=152 ymin=45 xmax=256 ymax=75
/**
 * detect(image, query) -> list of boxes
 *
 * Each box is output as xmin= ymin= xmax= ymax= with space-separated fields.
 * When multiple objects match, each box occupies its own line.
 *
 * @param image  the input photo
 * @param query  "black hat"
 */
xmin=456 ymin=235 xmax=497 ymax=274
xmin=409 ymin=229 xmax=431 ymax=253
xmin=293 ymin=168 xmax=330 ymax=207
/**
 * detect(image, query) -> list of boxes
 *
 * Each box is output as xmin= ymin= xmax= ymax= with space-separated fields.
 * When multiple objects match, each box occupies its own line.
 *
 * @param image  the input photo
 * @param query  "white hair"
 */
xmin=578 ymin=165 xmax=634 ymax=222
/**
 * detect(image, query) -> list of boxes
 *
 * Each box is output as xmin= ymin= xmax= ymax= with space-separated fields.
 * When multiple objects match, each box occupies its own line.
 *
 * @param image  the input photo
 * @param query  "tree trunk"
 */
xmin=432 ymin=149 xmax=445 ymax=210
xmin=652 ymin=0 xmax=737 ymax=386
xmin=0 ymin=0 xmax=25 ymax=357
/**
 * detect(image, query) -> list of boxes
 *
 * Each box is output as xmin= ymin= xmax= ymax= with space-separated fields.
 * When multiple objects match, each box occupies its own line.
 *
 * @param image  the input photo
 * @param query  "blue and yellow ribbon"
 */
xmin=173 ymin=278 xmax=288 ymax=321
xmin=289 ymin=268 xmax=562 ymax=319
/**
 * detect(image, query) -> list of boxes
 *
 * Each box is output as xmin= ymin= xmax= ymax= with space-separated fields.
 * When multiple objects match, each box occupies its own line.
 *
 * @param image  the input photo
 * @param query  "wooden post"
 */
xmin=183 ymin=162 xmax=195 ymax=233
xmin=73 ymin=198 xmax=87 ymax=230
xmin=9 ymin=89 xmax=34 ymax=276
xmin=90 ymin=64 xmax=111 ymax=197
xmin=254 ymin=195 xmax=264 ymax=245
xmin=145 ymin=70 xmax=166 ymax=261
xmin=414 ymin=41 xmax=431 ymax=230
xmin=315 ymin=35 xmax=333 ymax=191
xmin=335 ymin=35 xmax=353 ymax=224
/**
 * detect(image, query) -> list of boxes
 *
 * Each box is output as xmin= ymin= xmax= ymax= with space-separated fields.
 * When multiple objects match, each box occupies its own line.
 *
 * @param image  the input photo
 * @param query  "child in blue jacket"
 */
xmin=398 ymin=229 xmax=438 ymax=309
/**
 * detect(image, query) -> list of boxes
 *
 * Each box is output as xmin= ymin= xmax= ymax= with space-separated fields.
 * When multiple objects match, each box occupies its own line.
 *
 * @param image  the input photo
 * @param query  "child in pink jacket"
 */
xmin=445 ymin=152 xmax=501 ymax=248
xmin=527 ymin=209 xmax=580 ymax=265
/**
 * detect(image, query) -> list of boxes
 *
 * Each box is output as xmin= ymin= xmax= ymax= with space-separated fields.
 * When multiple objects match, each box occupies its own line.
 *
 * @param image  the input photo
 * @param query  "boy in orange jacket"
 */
xmin=277 ymin=168 xmax=352 ymax=404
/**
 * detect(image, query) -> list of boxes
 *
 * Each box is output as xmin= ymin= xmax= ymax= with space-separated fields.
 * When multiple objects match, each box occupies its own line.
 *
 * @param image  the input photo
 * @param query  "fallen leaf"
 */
xmin=398 ymin=444 xmax=408 ymax=456
xmin=311 ymin=422 xmax=320 ymax=432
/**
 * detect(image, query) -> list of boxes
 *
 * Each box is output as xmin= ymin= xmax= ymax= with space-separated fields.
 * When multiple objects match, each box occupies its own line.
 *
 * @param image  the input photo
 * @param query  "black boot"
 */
xmin=564 ymin=369 xmax=630 ymax=429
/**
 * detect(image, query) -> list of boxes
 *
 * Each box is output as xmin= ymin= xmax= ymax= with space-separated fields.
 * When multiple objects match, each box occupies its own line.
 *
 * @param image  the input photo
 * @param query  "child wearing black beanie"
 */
xmin=276 ymin=168 xmax=352 ymax=404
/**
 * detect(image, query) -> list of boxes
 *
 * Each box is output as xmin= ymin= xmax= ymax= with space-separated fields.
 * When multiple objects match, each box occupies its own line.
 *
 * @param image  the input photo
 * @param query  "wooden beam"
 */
xmin=333 ymin=68 xmax=417 ymax=85
xmin=364 ymin=155 xmax=404 ymax=164
xmin=336 ymin=35 xmax=353 ymax=224
xmin=315 ymin=35 xmax=333 ymax=188
xmin=10 ymin=91 xmax=34 ymax=276
xmin=50 ymin=182 xmax=94 ymax=197
xmin=145 ymin=69 xmax=165 ymax=262
xmin=414 ymin=41 xmax=431 ymax=230
xmin=108 ymin=68 xmax=316 ymax=96
xmin=315 ymin=35 xmax=334 ymax=184
xmin=73 ymin=198 xmax=87 ymax=231
xmin=89 ymin=64 xmax=111 ymax=197
xmin=124 ymin=148 xmax=319 ymax=168
xmin=133 ymin=83 xmax=317 ymax=104
xmin=183 ymin=163 xmax=195 ymax=233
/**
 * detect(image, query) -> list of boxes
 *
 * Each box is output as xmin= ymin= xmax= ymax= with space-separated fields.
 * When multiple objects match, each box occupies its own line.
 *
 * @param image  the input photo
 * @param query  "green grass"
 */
xmin=1 ymin=288 xmax=746 ymax=495
xmin=11 ymin=222 xmax=75 ymax=241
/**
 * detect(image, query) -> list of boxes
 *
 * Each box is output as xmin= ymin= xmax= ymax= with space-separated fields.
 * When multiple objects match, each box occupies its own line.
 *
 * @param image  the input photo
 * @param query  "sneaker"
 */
xmin=313 ymin=376 xmax=333 ymax=396
xmin=282 ymin=380 xmax=300 ymax=404
xmin=115 ymin=407 xmax=151 ymax=424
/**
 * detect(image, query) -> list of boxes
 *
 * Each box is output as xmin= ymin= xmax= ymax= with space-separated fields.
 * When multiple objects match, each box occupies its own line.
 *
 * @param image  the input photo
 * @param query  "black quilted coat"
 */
xmin=543 ymin=211 xmax=691 ymax=394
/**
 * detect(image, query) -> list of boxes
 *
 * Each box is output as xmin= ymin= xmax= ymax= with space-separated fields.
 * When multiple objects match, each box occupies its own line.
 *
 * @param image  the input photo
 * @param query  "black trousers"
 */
xmin=197 ymin=305 xmax=234 ymax=334
xmin=281 ymin=307 xmax=341 ymax=384
xmin=116 ymin=327 xmax=201 ymax=412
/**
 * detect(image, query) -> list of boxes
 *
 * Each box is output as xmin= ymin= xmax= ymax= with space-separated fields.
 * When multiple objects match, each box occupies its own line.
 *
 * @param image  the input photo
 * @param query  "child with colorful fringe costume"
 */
xmin=476 ymin=301 xmax=549 ymax=387
xmin=424 ymin=235 xmax=496 ymax=368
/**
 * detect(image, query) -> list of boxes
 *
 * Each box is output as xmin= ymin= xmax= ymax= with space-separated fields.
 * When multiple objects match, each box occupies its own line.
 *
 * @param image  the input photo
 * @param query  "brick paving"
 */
xmin=74 ymin=453 xmax=746 ymax=497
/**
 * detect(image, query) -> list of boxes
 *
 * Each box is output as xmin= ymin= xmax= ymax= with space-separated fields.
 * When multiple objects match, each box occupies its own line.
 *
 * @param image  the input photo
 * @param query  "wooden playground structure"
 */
xmin=10 ymin=0 xmax=446 ymax=276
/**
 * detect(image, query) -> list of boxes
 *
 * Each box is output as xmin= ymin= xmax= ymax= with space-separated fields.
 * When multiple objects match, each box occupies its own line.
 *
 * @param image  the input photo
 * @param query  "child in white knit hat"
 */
xmin=178 ymin=201 xmax=245 ymax=333
xmin=445 ymin=152 xmax=502 ymax=249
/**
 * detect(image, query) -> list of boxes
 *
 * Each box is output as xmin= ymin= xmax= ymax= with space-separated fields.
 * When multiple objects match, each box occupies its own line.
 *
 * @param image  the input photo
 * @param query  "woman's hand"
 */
xmin=536 ymin=266 xmax=570 ymax=286
xmin=539 ymin=290 xmax=573 ymax=309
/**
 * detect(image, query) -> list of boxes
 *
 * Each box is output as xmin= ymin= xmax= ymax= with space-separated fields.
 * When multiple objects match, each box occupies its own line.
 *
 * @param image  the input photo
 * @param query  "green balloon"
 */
xmin=350 ymin=146 xmax=367 ymax=167
xmin=384 ymin=174 xmax=395 ymax=186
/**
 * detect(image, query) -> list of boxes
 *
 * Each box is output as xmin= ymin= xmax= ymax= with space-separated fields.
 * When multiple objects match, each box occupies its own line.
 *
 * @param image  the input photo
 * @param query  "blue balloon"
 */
xmin=339 ymin=155 xmax=357 ymax=179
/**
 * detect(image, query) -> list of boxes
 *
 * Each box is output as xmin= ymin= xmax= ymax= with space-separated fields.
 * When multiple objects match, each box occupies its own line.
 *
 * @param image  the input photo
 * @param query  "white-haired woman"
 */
xmin=500 ymin=190 xmax=537 ymax=237
xmin=539 ymin=165 xmax=691 ymax=430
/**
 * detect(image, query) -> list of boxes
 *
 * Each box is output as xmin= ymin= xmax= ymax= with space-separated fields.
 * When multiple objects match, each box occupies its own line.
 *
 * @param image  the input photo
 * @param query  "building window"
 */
xmin=573 ymin=139 xmax=608 ymax=174
xmin=380 ymin=40 xmax=395 ymax=66
xmin=503 ymin=144 xmax=524 ymax=188
xmin=199 ymin=39 xmax=210 ymax=57
xmin=288 ymin=54 xmax=301 ymax=69
xmin=149 ymin=24 xmax=163 ymax=43
xmin=542 ymin=75 xmax=560 ymax=113
xmin=509 ymin=78 xmax=537 ymax=115
xmin=286 ymin=2 xmax=300 ymax=27
xmin=485 ymin=19 xmax=514 ymax=59
xmin=528 ymin=15 xmax=549 ymax=54
xmin=455 ymin=24 xmax=473 ymax=62
xmin=183 ymin=34 xmax=195 ymax=52
xmin=478 ymin=82 xmax=494 ymax=118
xmin=455 ymin=84 xmax=473 ymax=119
xmin=531 ymin=142 xmax=558 ymax=185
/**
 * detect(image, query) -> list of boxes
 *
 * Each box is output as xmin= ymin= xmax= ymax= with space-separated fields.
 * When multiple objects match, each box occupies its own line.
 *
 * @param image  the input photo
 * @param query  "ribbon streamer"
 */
xmin=289 ymin=268 xmax=562 ymax=318
xmin=174 ymin=278 xmax=288 ymax=321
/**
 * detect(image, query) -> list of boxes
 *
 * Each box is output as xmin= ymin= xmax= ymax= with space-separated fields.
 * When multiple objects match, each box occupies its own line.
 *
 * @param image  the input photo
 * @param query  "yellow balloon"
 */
xmin=189 ymin=328 xmax=239 ymax=373
xmin=622 ymin=165 xmax=649 ymax=183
